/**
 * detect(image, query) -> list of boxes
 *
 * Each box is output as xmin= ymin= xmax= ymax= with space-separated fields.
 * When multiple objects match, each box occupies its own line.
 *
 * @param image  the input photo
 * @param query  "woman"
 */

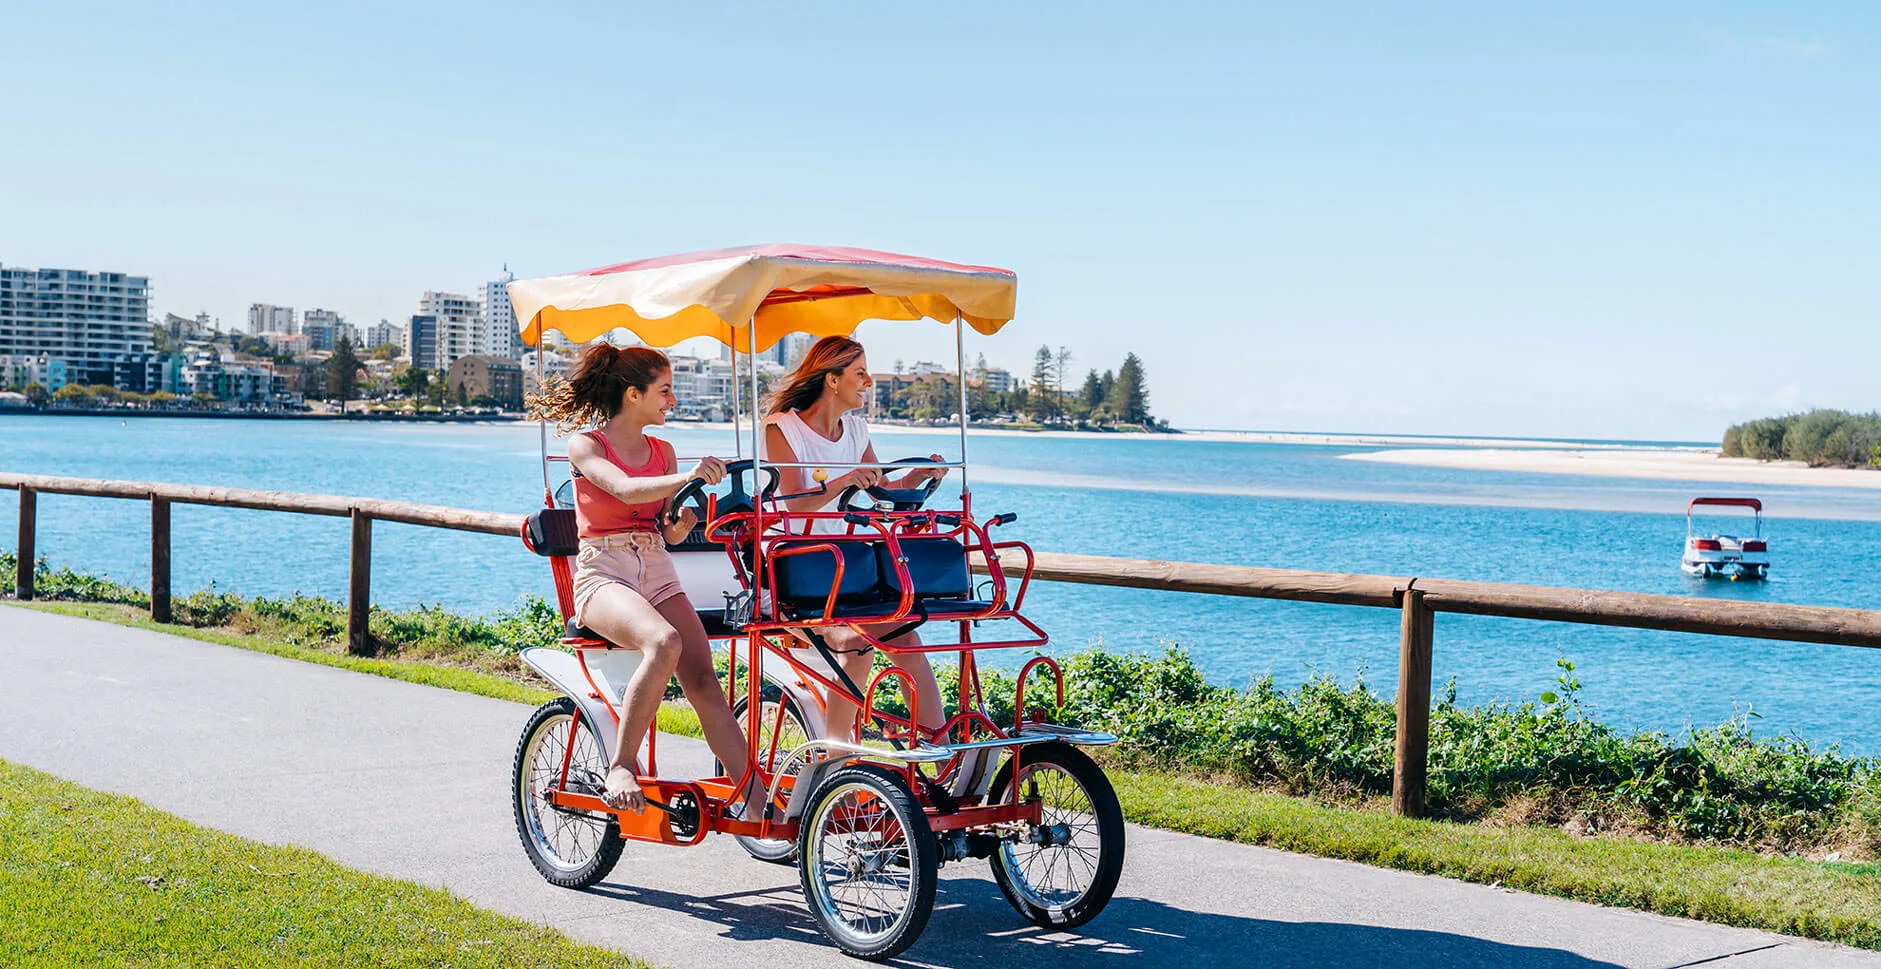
xmin=529 ymin=343 xmax=751 ymax=815
xmin=762 ymin=335 xmax=949 ymax=742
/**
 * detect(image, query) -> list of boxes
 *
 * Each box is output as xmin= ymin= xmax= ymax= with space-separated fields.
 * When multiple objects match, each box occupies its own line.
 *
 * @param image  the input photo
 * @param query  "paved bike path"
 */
xmin=2 ymin=605 xmax=1873 ymax=969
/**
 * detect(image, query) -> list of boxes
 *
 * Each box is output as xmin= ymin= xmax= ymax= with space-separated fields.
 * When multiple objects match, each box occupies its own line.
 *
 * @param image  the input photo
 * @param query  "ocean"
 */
xmin=5 ymin=414 xmax=1881 ymax=751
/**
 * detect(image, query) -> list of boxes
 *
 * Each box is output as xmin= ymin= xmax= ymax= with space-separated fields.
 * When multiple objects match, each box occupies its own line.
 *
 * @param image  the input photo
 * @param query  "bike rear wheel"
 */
xmin=513 ymin=698 xmax=623 ymax=889
xmin=724 ymin=686 xmax=813 ymax=864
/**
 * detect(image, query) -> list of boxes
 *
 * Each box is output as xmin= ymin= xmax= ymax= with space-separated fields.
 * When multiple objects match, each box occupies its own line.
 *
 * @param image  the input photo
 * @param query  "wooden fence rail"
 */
xmin=8 ymin=471 xmax=1881 ymax=818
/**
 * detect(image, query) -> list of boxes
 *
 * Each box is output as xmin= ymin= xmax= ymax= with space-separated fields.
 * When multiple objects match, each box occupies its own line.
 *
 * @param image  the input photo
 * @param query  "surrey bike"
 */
xmin=503 ymin=245 xmax=1125 ymax=960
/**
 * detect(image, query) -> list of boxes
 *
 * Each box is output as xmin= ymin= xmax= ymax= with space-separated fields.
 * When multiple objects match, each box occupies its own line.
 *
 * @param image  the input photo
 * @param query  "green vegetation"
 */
xmin=1722 ymin=409 xmax=1881 ymax=468
xmin=9 ymin=553 xmax=1881 ymax=947
xmin=0 ymin=759 xmax=648 ymax=968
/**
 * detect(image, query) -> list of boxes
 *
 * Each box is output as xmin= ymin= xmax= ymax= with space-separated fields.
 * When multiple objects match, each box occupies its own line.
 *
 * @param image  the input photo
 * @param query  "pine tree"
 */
xmin=1079 ymin=369 xmax=1103 ymax=409
xmin=1108 ymin=353 xmax=1150 ymax=425
xmin=1028 ymin=345 xmax=1056 ymax=420
xmin=325 ymin=338 xmax=360 ymax=401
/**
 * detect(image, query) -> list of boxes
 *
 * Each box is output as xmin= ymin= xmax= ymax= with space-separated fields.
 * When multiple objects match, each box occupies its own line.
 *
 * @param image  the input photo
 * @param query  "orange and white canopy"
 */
xmin=507 ymin=244 xmax=1018 ymax=352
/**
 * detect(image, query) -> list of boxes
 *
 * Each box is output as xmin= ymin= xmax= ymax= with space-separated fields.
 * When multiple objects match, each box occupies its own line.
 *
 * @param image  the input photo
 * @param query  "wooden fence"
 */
xmin=7 ymin=470 xmax=1881 ymax=818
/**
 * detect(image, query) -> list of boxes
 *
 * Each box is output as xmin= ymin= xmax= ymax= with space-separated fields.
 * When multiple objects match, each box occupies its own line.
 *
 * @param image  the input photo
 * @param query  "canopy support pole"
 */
xmin=955 ymin=318 xmax=970 ymax=496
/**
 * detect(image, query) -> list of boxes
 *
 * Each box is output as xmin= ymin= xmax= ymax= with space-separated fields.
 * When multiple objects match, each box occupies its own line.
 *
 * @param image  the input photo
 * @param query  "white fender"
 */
xmin=519 ymin=646 xmax=635 ymax=768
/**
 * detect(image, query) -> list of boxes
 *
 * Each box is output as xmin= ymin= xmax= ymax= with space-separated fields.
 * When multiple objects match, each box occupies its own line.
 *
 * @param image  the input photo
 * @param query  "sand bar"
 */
xmin=1347 ymin=448 xmax=1881 ymax=490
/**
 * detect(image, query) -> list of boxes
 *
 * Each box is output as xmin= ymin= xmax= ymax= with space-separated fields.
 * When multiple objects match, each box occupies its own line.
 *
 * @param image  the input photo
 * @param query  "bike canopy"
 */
xmin=507 ymin=244 xmax=1018 ymax=352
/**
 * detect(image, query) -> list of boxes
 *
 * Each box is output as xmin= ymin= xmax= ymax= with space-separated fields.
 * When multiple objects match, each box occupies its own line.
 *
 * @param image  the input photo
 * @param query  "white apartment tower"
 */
xmin=418 ymin=291 xmax=481 ymax=368
xmin=247 ymin=303 xmax=297 ymax=335
xmin=362 ymin=319 xmax=404 ymax=354
xmin=481 ymin=268 xmax=519 ymax=360
xmin=0 ymin=264 xmax=151 ymax=385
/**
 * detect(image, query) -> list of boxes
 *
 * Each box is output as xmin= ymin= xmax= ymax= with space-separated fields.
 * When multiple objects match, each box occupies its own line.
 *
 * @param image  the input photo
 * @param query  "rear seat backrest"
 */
xmin=524 ymin=508 xmax=580 ymax=558
xmin=877 ymin=537 xmax=971 ymax=599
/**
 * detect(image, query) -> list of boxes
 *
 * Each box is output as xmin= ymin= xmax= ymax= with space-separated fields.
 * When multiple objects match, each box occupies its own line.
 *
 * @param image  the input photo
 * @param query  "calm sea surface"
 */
xmin=6 ymin=414 xmax=1881 ymax=751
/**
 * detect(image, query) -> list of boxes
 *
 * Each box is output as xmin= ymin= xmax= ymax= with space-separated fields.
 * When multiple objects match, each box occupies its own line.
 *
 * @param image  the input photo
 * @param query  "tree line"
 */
xmin=1721 ymin=409 xmax=1881 ymax=468
xmin=874 ymin=345 xmax=1160 ymax=428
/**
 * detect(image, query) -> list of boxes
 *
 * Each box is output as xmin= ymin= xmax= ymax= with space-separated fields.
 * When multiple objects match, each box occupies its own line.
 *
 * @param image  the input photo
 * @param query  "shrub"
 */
xmin=1723 ymin=411 xmax=1881 ymax=468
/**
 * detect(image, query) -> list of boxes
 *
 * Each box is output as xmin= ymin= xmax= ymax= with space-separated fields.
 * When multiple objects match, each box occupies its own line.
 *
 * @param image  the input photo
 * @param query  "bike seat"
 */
xmin=563 ymin=609 xmax=740 ymax=643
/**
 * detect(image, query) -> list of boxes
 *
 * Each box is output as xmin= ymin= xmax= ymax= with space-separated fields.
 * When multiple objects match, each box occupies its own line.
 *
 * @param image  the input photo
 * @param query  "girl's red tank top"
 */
xmin=573 ymin=431 xmax=674 ymax=538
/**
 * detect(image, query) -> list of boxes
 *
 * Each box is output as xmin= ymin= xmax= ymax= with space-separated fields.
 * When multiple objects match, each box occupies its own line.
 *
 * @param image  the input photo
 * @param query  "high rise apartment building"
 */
xmin=408 ymin=314 xmax=439 ymax=370
xmin=481 ymin=269 xmax=519 ymax=360
xmin=0 ymin=264 xmax=151 ymax=385
xmin=418 ymin=291 xmax=480 ymax=368
xmin=301 ymin=308 xmax=343 ymax=351
xmin=362 ymin=319 xmax=404 ymax=354
xmin=247 ymin=303 xmax=297 ymax=335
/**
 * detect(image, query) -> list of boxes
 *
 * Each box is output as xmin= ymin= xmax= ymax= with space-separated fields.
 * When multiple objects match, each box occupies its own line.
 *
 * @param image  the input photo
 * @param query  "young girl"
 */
xmin=761 ymin=335 xmax=950 ymax=742
xmin=530 ymin=343 xmax=751 ymax=815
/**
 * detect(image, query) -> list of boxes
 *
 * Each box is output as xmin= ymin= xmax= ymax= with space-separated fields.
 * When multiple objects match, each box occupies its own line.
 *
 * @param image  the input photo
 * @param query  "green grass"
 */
xmin=0 ymin=758 xmax=650 ymax=968
xmin=11 ymin=593 xmax=1881 ymax=949
xmin=15 ymin=601 xmax=704 ymax=738
xmin=1112 ymin=770 xmax=1881 ymax=949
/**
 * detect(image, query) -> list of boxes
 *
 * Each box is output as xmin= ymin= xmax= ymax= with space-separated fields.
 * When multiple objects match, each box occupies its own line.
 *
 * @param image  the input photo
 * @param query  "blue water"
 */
xmin=6 ymin=415 xmax=1881 ymax=752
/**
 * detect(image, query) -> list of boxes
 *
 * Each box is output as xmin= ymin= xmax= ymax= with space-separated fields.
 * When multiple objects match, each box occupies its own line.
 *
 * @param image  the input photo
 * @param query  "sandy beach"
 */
xmin=1346 ymin=447 xmax=1881 ymax=490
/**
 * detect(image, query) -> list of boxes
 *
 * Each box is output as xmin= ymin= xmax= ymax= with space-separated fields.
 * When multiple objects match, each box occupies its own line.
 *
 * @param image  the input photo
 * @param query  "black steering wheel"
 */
xmin=860 ymin=456 xmax=946 ymax=512
xmin=707 ymin=459 xmax=779 ymax=518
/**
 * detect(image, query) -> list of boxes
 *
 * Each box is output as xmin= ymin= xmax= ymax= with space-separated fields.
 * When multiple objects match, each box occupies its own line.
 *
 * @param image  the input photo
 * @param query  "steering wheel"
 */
xmin=667 ymin=475 xmax=712 ymax=527
xmin=865 ymin=456 xmax=945 ymax=511
xmin=713 ymin=459 xmax=780 ymax=518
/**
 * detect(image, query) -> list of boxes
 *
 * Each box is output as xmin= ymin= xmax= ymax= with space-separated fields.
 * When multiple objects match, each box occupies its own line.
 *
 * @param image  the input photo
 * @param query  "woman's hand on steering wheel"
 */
xmin=841 ymin=466 xmax=883 ymax=491
xmin=688 ymin=455 xmax=727 ymax=486
xmin=903 ymin=453 xmax=948 ymax=486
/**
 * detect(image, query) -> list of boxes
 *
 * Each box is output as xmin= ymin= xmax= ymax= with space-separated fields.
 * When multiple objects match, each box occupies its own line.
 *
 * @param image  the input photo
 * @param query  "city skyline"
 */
xmin=4 ymin=4 xmax=1877 ymax=439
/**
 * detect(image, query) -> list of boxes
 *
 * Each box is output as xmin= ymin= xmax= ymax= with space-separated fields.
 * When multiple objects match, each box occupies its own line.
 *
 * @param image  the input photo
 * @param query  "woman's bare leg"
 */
xmin=654 ymin=596 xmax=751 ymax=794
xmin=579 ymin=583 xmax=683 ymax=814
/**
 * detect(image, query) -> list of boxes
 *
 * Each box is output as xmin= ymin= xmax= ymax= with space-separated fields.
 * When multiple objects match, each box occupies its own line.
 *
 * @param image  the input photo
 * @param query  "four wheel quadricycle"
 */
xmin=502 ymin=246 xmax=1125 ymax=959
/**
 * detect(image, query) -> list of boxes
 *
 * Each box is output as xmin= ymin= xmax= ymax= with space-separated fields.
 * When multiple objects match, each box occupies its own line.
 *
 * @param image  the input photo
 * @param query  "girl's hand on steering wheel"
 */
xmin=603 ymin=764 xmax=648 ymax=814
xmin=845 ymin=467 xmax=884 ymax=491
xmin=688 ymin=456 xmax=727 ymax=486
xmin=668 ymin=506 xmax=699 ymax=532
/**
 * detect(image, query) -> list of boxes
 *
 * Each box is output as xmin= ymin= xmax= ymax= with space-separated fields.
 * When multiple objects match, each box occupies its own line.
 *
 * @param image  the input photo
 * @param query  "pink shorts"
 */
xmin=572 ymin=532 xmax=686 ymax=624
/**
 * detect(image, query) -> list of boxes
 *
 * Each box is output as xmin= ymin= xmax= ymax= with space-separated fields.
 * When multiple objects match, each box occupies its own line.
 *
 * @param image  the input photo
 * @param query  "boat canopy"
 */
xmin=507 ymin=244 xmax=1018 ymax=352
xmin=1688 ymin=497 xmax=1762 ymax=513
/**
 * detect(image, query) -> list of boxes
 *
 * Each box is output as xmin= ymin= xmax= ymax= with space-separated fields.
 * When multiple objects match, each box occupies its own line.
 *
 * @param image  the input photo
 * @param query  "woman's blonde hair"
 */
xmin=763 ymin=335 xmax=864 ymax=416
xmin=527 ymin=343 xmax=669 ymax=434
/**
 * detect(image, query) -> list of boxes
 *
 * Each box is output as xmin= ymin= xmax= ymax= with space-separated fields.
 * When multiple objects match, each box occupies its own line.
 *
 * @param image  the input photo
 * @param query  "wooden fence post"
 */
xmin=150 ymin=496 xmax=171 ymax=623
xmin=15 ymin=487 xmax=35 ymax=600
xmin=1393 ymin=586 xmax=1434 ymax=817
xmin=348 ymin=510 xmax=372 ymax=655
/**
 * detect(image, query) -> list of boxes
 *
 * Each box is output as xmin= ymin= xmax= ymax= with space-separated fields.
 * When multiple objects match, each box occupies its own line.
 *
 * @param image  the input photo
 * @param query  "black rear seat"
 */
xmin=771 ymin=535 xmax=989 ymax=620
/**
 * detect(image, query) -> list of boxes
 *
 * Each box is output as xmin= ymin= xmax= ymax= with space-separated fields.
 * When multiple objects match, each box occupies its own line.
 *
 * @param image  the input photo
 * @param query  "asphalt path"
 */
xmin=2 ymin=604 xmax=1874 ymax=969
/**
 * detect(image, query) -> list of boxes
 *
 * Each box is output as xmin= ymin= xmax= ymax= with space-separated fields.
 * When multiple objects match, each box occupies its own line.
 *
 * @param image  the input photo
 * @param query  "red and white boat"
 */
xmin=1681 ymin=497 xmax=1769 ymax=580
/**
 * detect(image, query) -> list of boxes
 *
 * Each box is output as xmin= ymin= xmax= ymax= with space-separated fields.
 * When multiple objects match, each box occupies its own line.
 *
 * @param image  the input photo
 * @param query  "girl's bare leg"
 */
xmin=579 ymin=583 xmax=683 ymax=814
xmin=654 ymin=596 xmax=752 ymax=799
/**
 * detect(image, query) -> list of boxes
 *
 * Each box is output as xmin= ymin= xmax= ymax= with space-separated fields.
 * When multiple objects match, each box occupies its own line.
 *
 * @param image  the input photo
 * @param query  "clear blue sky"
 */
xmin=3 ymin=2 xmax=1874 ymax=441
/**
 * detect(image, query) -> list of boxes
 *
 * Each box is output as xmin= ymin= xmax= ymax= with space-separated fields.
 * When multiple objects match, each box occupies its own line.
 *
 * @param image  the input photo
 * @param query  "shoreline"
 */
xmin=1348 ymin=447 xmax=1881 ymax=490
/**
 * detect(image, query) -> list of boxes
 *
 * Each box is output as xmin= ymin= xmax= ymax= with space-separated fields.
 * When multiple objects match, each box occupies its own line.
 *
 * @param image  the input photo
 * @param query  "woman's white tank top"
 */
xmin=762 ymin=410 xmax=871 ymax=534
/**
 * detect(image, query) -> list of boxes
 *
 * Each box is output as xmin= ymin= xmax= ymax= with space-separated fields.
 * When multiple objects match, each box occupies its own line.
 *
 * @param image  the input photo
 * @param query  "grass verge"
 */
xmin=0 ymin=758 xmax=650 ymax=968
xmin=12 ymin=599 xmax=1880 ymax=949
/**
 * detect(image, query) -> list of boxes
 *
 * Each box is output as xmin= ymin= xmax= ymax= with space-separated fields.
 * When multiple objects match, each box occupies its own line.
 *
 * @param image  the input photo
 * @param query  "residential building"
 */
xmin=481 ymin=269 xmax=519 ymax=360
xmin=0 ymin=264 xmax=151 ymax=386
xmin=112 ymin=353 xmax=185 ymax=394
xmin=247 ymin=303 xmax=297 ymax=335
xmin=0 ymin=354 xmax=69 ymax=391
xmin=160 ymin=312 xmax=217 ymax=342
xmin=668 ymin=353 xmax=739 ymax=420
xmin=771 ymin=331 xmax=816 ymax=369
xmin=301 ymin=308 xmax=343 ymax=351
xmin=446 ymin=354 xmax=524 ymax=409
xmin=362 ymin=319 xmax=403 ymax=354
xmin=408 ymin=314 xmax=439 ymax=370
xmin=419 ymin=291 xmax=481 ymax=368
xmin=182 ymin=357 xmax=286 ymax=403
xmin=978 ymin=367 xmax=1012 ymax=394
xmin=871 ymin=371 xmax=960 ymax=417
